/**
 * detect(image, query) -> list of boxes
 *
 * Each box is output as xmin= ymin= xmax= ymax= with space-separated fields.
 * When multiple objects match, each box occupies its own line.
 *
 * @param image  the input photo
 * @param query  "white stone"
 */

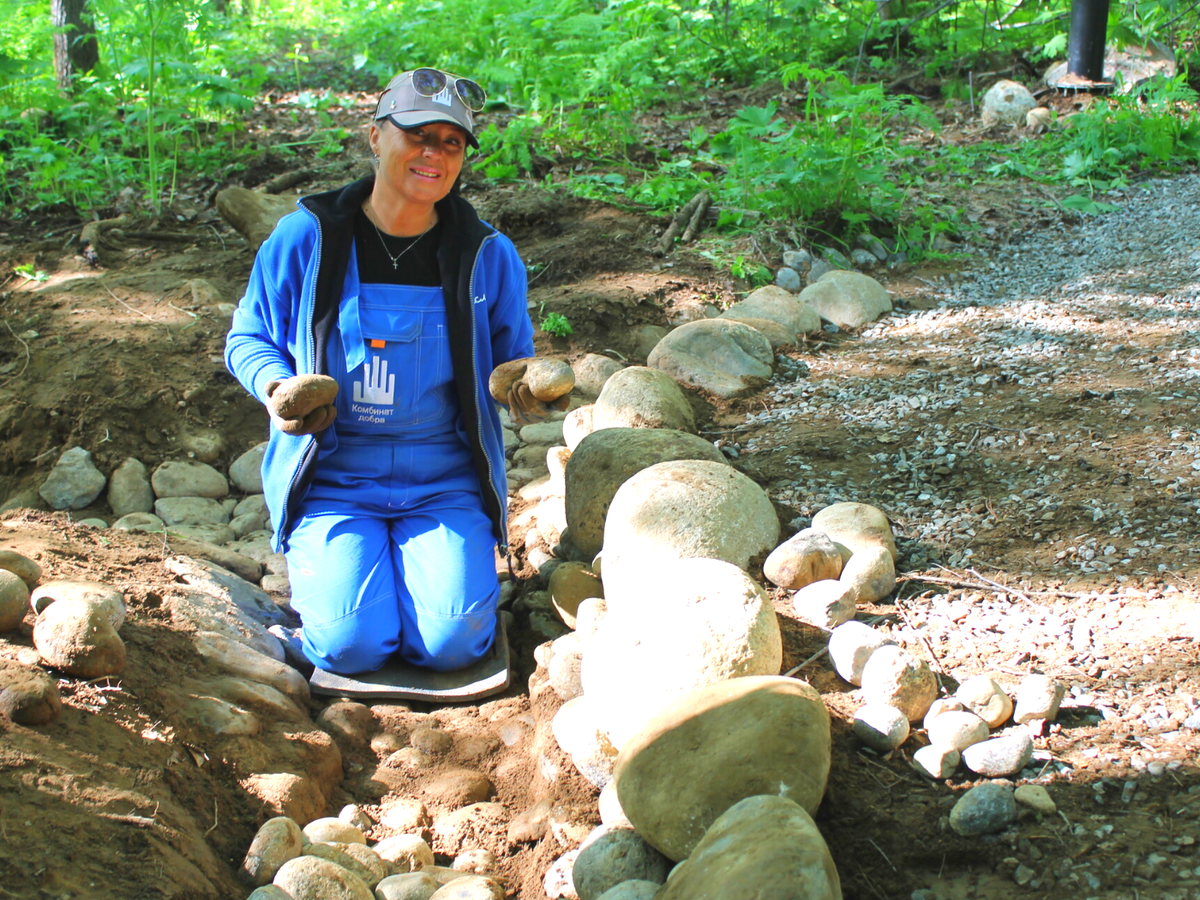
xmin=860 ymin=645 xmax=937 ymax=721
xmin=791 ymin=579 xmax=856 ymax=630
xmin=647 ymin=319 xmax=773 ymax=399
xmin=981 ymin=79 xmax=1037 ymax=126
xmin=562 ymin=405 xmax=594 ymax=451
xmin=955 ymin=674 xmax=1013 ymax=728
xmin=810 ymin=502 xmax=895 ymax=560
xmin=572 ymin=354 xmax=624 ymax=398
xmin=592 ymin=366 xmax=695 ymax=433
xmin=926 ymin=710 xmax=990 ymax=752
xmin=763 ymin=528 xmax=843 ymax=590
xmin=553 ymin=696 xmax=619 ymax=787
xmin=961 ymin=733 xmax=1033 ymax=777
xmin=799 ymin=273 xmax=892 ymax=329
xmin=852 ymin=703 xmax=910 ymax=752
xmin=839 ymin=545 xmax=895 ymax=603
xmin=827 ymin=621 xmax=894 ymax=686
xmin=1013 ymin=674 xmax=1066 ymax=724
xmin=913 ymin=744 xmax=960 ymax=779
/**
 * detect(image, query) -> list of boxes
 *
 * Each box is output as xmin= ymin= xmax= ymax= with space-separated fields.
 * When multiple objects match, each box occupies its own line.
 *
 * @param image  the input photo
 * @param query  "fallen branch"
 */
xmin=654 ymin=190 xmax=709 ymax=256
xmin=1 ymin=320 xmax=31 ymax=379
xmin=262 ymin=169 xmax=314 ymax=194
xmin=896 ymin=571 xmax=1093 ymax=600
xmin=679 ymin=191 xmax=711 ymax=245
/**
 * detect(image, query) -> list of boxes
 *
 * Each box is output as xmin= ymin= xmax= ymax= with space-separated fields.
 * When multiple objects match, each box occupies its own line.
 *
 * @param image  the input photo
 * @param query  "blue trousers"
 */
xmin=285 ymin=433 xmax=499 ymax=674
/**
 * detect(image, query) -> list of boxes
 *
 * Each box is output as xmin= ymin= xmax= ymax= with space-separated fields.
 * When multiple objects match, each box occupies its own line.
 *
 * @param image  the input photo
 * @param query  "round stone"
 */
xmin=912 ymin=744 xmax=959 ymax=779
xmin=272 ymin=855 xmax=373 ymax=900
xmin=949 ymin=783 xmax=1016 ymax=836
xmin=1014 ymin=784 xmax=1056 ymax=815
xmin=375 ymin=872 xmax=441 ymax=900
xmin=373 ymin=834 xmax=435 ymax=873
xmin=961 ymin=733 xmax=1034 ymax=777
xmin=852 ymin=703 xmax=910 ymax=752
xmin=0 ymin=569 xmax=31 ymax=632
xmin=1013 ymin=674 xmax=1066 ymax=724
xmin=241 ymin=816 xmax=303 ymax=886
xmin=860 ymin=645 xmax=937 ymax=721
xmin=0 ymin=660 xmax=62 ymax=725
xmin=571 ymin=824 xmax=670 ymax=900
xmin=301 ymin=817 xmax=367 ymax=845
xmin=926 ymin=711 xmax=990 ymax=752
xmin=33 ymin=598 xmax=126 ymax=677
xmin=0 ymin=549 xmax=42 ymax=589
xmin=955 ymin=675 xmax=1013 ymax=728
xmin=827 ymin=621 xmax=894 ymax=686
xmin=763 ymin=528 xmax=843 ymax=590
xmin=151 ymin=459 xmax=230 ymax=499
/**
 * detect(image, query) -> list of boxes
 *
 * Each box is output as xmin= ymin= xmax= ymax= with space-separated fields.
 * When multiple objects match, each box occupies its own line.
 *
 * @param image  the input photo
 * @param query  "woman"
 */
xmin=226 ymin=68 xmax=555 ymax=676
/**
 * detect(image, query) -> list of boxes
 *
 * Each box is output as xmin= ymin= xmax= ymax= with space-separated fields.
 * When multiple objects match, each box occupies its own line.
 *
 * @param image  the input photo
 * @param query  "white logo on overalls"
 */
xmin=473 ymin=293 xmax=486 ymax=305
xmin=354 ymin=354 xmax=395 ymax=405
xmin=431 ymin=87 xmax=454 ymax=107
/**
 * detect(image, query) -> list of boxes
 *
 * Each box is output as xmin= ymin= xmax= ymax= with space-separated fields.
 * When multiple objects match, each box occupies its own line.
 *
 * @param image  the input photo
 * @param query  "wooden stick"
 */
xmin=654 ymin=190 xmax=706 ymax=256
xmin=680 ymin=191 xmax=711 ymax=244
xmin=263 ymin=169 xmax=313 ymax=194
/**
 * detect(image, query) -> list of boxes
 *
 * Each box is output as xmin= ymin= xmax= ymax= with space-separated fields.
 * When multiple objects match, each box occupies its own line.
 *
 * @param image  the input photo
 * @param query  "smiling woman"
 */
xmin=224 ymin=68 xmax=569 ymax=688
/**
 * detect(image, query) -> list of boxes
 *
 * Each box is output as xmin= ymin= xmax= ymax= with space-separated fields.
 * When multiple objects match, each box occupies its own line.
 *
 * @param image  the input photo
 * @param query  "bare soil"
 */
xmin=1 ymin=90 xmax=1198 ymax=900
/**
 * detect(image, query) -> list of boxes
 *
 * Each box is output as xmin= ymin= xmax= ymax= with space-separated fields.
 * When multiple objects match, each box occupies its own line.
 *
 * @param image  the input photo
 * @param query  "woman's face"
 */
xmin=369 ymin=119 xmax=467 ymax=208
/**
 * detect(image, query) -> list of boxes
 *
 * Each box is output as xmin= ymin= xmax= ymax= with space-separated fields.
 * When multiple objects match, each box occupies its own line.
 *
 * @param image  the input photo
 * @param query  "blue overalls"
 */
xmin=285 ymin=279 xmax=500 ymax=674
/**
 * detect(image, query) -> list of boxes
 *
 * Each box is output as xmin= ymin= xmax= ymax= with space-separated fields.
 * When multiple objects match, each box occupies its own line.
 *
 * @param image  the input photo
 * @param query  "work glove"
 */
xmin=264 ymin=374 xmax=339 ymax=436
xmin=489 ymin=357 xmax=575 ymax=428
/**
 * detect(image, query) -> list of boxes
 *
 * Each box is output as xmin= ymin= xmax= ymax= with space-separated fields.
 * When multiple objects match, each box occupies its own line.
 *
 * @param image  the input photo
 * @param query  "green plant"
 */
xmin=729 ymin=255 xmax=772 ymax=287
xmin=13 ymin=263 xmax=49 ymax=282
xmin=539 ymin=311 xmax=573 ymax=337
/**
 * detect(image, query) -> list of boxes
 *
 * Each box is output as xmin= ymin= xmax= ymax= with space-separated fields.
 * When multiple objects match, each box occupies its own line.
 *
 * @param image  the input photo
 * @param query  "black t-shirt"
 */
xmin=354 ymin=209 xmax=443 ymax=286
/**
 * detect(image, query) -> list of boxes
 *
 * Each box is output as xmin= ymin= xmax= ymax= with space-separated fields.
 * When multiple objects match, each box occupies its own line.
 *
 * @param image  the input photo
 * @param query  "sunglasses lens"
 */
xmin=411 ymin=68 xmax=447 ymax=96
xmin=455 ymin=79 xmax=487 ymax=111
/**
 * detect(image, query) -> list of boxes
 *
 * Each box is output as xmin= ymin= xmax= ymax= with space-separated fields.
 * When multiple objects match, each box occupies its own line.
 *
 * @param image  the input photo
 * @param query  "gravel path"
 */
xmin=733 ymin=173 xmax=1200 ymax=899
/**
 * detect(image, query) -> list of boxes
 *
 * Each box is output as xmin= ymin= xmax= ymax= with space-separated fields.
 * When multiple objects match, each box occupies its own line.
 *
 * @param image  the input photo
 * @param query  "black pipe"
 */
xmin=1067 ymin=0 xmax=1110 ymax=82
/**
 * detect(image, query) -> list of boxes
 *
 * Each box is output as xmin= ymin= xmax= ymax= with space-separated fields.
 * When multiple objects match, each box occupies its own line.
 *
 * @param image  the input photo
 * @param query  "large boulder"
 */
xmin=39 ymin=447 xmax=106 ymax=510
xmin=582 ymin=558 xmax=782 ymax=748
xmin=810 ymin=502 xmax=896 ymax=560
xmin=564 ymin=428 xmax=727 ymax=559
xmin=799 ymin=272 xmax=891 ymax=328
xmin=647 ymin=319 xmax=773 ymax=399
xmin=601 ymin=460 xmax=779 ymax=600
xmin=592 ymin=367 xmax=696 ymax=433
xmin=719 ymin=285 xmax=822 ymax=335
xmin=615 ymin=676 xmax=831 ymax=861
xmin=654 ymin=796 xmax=841 ymax=900
xmin=32 ymin=599 xmax=126 ymax=677
xmin=217 ymin=187 xmax=300 ymax=251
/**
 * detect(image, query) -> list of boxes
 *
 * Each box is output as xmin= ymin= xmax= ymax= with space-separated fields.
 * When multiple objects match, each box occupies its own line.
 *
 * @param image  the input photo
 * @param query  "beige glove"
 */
xmin=264 ymin=374 xmax=338 ymax=436
xmin=489 ymin=357 xmax=574 ymax=427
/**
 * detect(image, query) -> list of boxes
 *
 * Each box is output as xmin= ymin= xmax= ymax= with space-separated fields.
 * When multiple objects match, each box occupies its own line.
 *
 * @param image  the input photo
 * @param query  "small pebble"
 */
xmin=1014 ymin=784 xmax=1057 ymax=815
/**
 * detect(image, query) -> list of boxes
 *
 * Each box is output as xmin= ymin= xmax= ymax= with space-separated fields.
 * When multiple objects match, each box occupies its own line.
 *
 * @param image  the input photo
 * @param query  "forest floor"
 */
xmin=1 ymin=87 xmax=1199 ymax=900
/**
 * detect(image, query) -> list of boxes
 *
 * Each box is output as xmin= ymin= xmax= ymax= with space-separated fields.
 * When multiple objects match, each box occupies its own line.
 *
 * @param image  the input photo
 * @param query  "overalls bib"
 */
xmin=285 ymin=279 xmax=500 ymax=674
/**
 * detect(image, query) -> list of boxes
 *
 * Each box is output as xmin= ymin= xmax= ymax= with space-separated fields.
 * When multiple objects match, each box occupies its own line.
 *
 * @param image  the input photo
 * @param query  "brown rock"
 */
xmin=317 ymin=700 xmax=376 ymax=750
xmin=241 ymin=816 xmax=304 ymax=886
xmin=272 ymin=855 xmax=373 ymax=900
xmin=421 ymin=769 xmax=494 ymax=807
xmin=0 ymin=659 xmax=62 ymax=725
xmin=242 ymin=773 xmax=328 ymax=825
xmin=32 ymin=598 xmax=126 ymax=677
xmin=431 ymin=802 xmax=509 ymax=856
xmin=0 ymin=549 xmax=41 ymax=589
xmin=763 ymin=529 xmax=843 ymax=590
xmin=216 ymin=187 xmax=301 ymax=251
xmin=0 ymin=569 xmax=30 ymax=631
xmin=860 ymin=645 xmax=937 ymax=722
xmin=548 ymin=562 xmax=604 ymax=629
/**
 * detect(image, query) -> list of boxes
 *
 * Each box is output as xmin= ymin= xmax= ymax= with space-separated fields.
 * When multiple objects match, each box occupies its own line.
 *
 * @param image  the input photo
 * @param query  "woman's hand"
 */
xmin=265 ymin=374 xmax=339 ymax=436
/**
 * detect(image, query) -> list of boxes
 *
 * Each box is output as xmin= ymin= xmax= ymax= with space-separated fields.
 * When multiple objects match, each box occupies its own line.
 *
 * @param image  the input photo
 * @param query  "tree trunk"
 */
xmin=52 ymin=0 xmax=99 ymax=95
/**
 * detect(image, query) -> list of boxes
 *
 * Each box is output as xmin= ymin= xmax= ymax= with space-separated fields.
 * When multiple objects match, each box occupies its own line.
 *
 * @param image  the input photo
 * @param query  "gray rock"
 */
xmin=806 ymin=260 xmax=834 ymax=284
xmin=595 ymin=883 xmax=659 ymax=900
xmin=860 ymin=645 xmax=937 ymax=721
xmin=616 ymin=677 xmax=829 ymax=861
xmin=653 ymin=795 xmax=840 ymax=898
xmin=629 ymin=325 xmax=668 ymax=361
xmin=949 ymin=783 xmax=1016 ymax=836
xmin=82 ymin=504 xmax=130 ymax=546
xmin=821 ymin=247 xmax=853 ymax=269
xmin=913 ymin=744 xmax=960 ymax=779
xmin=799 ymin=272 xmax=892 ymax=328
xmin=107 ymin=457 xmax=154 ymax=517
xmin=0 ymin=570 xmax=29 ymax=632
xmin=373 ymin=834 xmax=435 ymax=872
xmin=39 ymin=447 xmax=106 ymax=510
xmin=850 ymin=248 xmax=878 ymax=268
xmin=810 ymin=502 xmax=896 ymax=560
xmin=855 ymin=233 xmax=889 ymax=262
xmin=192 ymin=632 xmax=309 ymax=710
xmin=247 ymin=887 xmax=292 ymax=900
xmin=839 ymin=545 xmax=896 ymax=603
xmin=782 ymin=249 xmax=812 ymax=270
xmin=572 ymin=354 xmax=624 ymax=398
xmin=980 ymin=79 xmax=1036 ymax=126
xmin=231 ymin=511 xmax=269 ymax=539
xmin=230 ymin=442 xmax=269 ymax=494
xmin=926 ymin=711 xmax=990 ymax=752
xmin=0 ymin=549 xmax=41 ymax=589
xmin=552 ymin=696 xmax=619 ymax=787
xmin=178 ymin=427 xmax=226 ymax=464
xmin=592 ymin=366 xmax=696 ymax=433
xmin=234 ymin=493 xmax=269 ymax=519
xmin=216 ymin=187 xmax=301 ymax=251
xmin=774 ymin=267 xmax=802 ymax=293
xmin=152 ymin=459 xmax=229 ymax=499
xmin=1013 ymin=674 xmax=1066 ymax=723
xmin=163 ymin=555 xmax=288 ymax=627
xmin=520 ymin=420 xmax=566 ymax=446
xmin=375 ymin=872 xmax=441 ymax=900
xmin=791 ymin=579 xmax=856 ymax=630
xmin=602 ymin=460 xmax=779 ymax=602
xmin=564 ymin=428 xmax=727 ymax=559
xmin=720 ymin=316 xmax=796 ymax=349
xmin=184 ymin=694 xmax=260 ymax=736
xmin=961 ymin=733 xmax=1033 ymax=777
xmin=428 ymin=875 xmax=504 ymax=899
xmin=572 ymin=824 xmax=669 ymax=900
xmin=764 ymin=528 xmax=843 ymax=590
xmin=272 ymin=854 xmax=373 ymax=900
xmin=852 ymin=703 xmax=910 ymax=752
xmin=827 ymin=621 xmax=894 ymax=686
xmin=647 ymin=319 xmax=773 ymax=400
xmin=155 ymin=497 xmax=230 ymax=527
xmin=171 ymin=523 xmax=236 ymax=545
xmin=719 ymin=285 xmax=821 ymax=336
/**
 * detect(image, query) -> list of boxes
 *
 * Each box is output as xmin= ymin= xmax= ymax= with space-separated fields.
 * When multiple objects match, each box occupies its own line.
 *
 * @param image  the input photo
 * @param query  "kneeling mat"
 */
xmin=309 ymin=619 xmax=510 ymax=701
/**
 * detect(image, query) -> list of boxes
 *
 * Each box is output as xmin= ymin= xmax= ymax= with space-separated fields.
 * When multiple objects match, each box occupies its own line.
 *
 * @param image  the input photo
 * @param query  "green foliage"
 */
xmin=13 ymin=263 xmax=49 ymax=282
xmin=728 ymin=255 xmax=772 ymax=287
xmin=539 ymin=311 xmax=573 ymax=337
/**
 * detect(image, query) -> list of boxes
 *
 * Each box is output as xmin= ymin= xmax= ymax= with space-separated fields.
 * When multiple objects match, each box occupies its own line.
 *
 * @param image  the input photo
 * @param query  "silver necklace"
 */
xmin=368 ymin=208 xmax=435 ymax=270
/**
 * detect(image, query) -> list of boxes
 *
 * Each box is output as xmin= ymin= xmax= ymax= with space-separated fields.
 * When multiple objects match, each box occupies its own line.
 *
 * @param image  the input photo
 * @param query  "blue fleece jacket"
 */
xmin=225 ymin=180 xmax=534 ymax=552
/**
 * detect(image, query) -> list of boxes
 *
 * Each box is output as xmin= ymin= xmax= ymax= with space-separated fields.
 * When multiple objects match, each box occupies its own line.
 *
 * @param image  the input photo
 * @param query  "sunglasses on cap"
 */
xmin=410 ymin=68 xmax=487 ymax=112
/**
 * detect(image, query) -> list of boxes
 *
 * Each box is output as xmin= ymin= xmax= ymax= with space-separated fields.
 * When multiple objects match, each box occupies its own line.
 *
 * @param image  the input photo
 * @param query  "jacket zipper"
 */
xmin=468 ymin=232 xmax=508 ymax=554
xmin=276 ymin=204 xmax=323 ymax=546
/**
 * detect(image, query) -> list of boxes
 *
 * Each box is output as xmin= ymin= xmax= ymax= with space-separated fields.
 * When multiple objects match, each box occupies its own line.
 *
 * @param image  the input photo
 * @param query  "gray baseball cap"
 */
xmin=374 ymin=69 xmax=481 ymax=149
